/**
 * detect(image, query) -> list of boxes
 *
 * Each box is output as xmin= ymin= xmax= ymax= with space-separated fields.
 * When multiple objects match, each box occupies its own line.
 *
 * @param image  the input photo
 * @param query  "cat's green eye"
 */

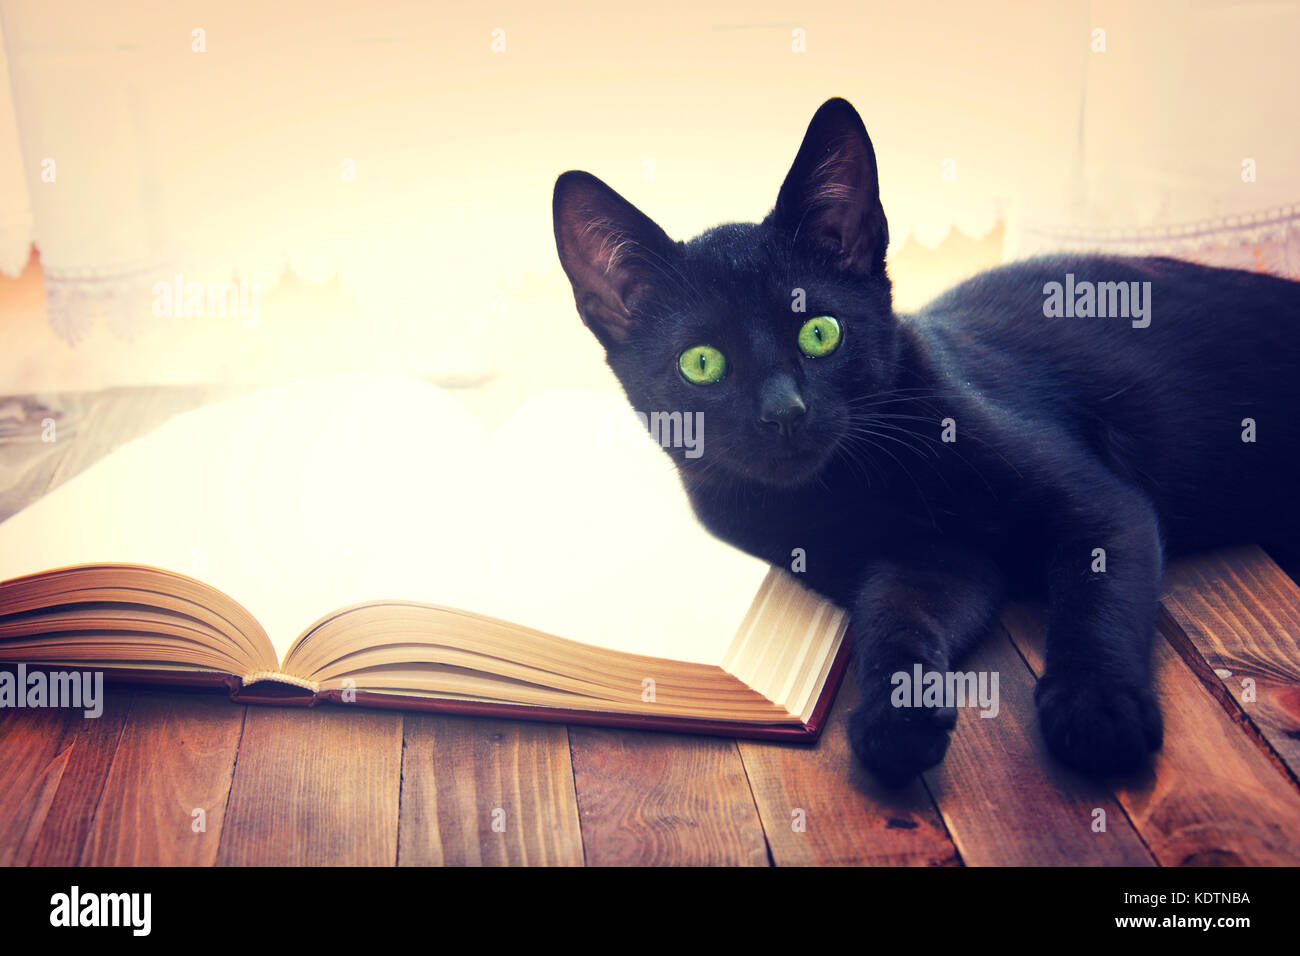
xmin=678 ymin=345 xmax=727 ymax=385
xmin=798 ymin=315 xmax=842 ymax=358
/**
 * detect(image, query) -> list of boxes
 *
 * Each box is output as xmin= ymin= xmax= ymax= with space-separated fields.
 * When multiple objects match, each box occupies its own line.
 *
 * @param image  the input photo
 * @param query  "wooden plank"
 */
xmin=0 ymin=385 xmax=251 ymax=523
xmin=0 ymin=393 xmax=134 ymax=865
xmin=42 ymin=386 xmax=248 ymax=495
xmin=1160 ymin=547 xmax=1300 ymax=782
xmin=922 ymin=628 xmax=1153 ymax=866
xmin=738 ymin=675 xmax=959 ymax=866
xmin=79 ymin=690 xmax=244 ymax=865
xmin=28 ymin=685 xmax=132 ymax=865
xmin=398 ymin=714 xmax=584 ymax=866
xmin=1004 ymin=598 xmax=1300 ymax=865
xmin=217 ymin=705 xmax=402 ymax=866
xmin=0 ymin=392 xmax=96 ymax=522
xmin=0 ymin=704 xmax=75 ymax=866
xmin=0 ymin=672 xmax=134 ymax=866
xmin=568 ymin=727 xmax=769 ymax=866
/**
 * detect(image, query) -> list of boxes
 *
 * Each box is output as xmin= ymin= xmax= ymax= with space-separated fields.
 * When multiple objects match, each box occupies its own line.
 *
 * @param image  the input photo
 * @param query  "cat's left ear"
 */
xmin=771 ymin=98 xmax=889 ymax=276
xmin=553 ymin=170 xmax=679 ymax=348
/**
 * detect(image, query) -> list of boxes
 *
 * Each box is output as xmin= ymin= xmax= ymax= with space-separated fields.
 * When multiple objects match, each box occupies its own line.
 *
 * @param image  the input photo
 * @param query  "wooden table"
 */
xmin=2 ymin=385 xmax=1299 ymax=866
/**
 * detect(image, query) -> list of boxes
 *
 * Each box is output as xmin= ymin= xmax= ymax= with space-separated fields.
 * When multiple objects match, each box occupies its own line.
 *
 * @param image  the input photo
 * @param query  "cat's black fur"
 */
xmin=552 ymin=97 xmax=1300 ymax=785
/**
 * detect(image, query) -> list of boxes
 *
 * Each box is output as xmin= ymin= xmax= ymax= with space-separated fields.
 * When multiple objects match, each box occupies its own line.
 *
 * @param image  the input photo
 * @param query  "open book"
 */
xmin=0 ymin=376 xmax=850 ymax=739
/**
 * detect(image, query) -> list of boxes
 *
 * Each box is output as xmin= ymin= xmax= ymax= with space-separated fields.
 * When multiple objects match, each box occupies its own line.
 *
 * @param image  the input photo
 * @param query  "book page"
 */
xmin=0 ymin=376 xmax=770 ymax=666
xmin=460 ymin=388 xmax=772 ymax=664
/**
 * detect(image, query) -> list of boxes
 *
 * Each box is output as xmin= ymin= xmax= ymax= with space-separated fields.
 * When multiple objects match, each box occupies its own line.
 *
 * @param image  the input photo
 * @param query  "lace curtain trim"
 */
xmin=1012 ymin=203 xmax=1300 ymax=279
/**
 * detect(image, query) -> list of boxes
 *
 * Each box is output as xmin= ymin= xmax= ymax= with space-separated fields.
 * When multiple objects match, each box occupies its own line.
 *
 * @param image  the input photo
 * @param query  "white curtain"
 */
xmin=0 ymin=16 xmax=25 ymax=280
xmin=1008 ymin=0 xmax=1300 ymax=276
xmin=0 ymin=0 xmax=1295 ymax=389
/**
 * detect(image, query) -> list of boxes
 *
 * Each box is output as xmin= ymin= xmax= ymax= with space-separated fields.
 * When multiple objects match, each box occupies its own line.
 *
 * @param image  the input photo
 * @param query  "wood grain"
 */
xmin=0 ymin=392 xmax=92 ymax=522
xmin=398 ymin=714 xmax=584 ymax=866
xmin=739 ymin=675 xmax=959 ymax=866
xmin=569 ymin=727 xmax=769 ymax=866
xmin=217 ymin=704 xmax=403 ymax=865
xmin=1004 ymin=600 xmax=1300 ymax=865
xmin=923 ymin=628 xmax=1154 ymax=866
xmin=1160 ymin=547 xmax=1300 ymax=782
xmin=0 ymin=386 xmax=251 ymax=523
xmin=0 ymin=701 xmax=77 ymax=865
xmin=79 ymin=689 xmax=244 ymax=865
xmin=27 ymin=685 xmax=132 ymax=865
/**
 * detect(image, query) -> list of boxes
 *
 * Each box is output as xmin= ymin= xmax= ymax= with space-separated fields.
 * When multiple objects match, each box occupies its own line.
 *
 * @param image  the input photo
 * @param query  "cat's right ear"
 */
xmin=553 ymin=171 xmax=678 ymax=348
xmin=771 ymin=98 xmax=889 ymax=277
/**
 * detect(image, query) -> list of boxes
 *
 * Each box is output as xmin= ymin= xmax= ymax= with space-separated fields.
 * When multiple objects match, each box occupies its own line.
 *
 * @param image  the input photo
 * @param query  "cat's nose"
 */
xmin=758 ymin=374 xmax=807 ymax=437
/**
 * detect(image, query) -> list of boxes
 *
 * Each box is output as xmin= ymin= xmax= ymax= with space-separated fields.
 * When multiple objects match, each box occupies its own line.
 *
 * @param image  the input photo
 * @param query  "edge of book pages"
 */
xmin=0 ymin=558 xmax=853 ymax=740
xmin=7 ymin=629 xmax=853 ymax=742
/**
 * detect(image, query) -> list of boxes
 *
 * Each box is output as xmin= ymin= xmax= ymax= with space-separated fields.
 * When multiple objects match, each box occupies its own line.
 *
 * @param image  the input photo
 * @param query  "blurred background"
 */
xmin=0 ymin=0 xmax=1297 ymax=410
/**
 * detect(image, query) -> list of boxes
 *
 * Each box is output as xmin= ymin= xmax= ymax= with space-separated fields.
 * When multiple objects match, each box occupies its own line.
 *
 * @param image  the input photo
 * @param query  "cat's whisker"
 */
xmin=844 ymin=390 xmax=963 ymax=407
xmin=841 ymin=423 xmax=941 ymax=462
xmin=834 ymin=431 xmax=937 ymax=527
xmin=831 ymin=437 xmax=880 ymax=490
xmin=841 ymin=426 xmax=953 ymax=497
xmin=832 ymin=434 xmax=878 ymax=486
xmin=847 ymin=416 xmax=997 ymax=494
xmin=842 ymin=414 xmax=994 ymax=501
xmin=847 ymin=405 xmax=1013 ymax=465
xmin=848 ymin=411 xmax=951 ymax=425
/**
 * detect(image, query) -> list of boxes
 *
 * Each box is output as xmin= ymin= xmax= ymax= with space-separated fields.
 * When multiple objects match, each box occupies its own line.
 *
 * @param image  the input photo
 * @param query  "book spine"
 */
xmin=228 ymin=677 xmax=320 ymax=707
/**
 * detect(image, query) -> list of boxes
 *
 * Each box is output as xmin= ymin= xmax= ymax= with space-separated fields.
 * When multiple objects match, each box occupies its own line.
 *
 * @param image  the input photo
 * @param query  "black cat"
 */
xmin=552 ymin=97 xmax=1300 ymax=785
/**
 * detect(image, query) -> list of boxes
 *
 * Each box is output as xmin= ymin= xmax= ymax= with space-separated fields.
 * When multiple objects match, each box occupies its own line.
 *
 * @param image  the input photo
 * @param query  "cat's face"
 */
xmin=554 ymin=98 xmax=896 ymax=489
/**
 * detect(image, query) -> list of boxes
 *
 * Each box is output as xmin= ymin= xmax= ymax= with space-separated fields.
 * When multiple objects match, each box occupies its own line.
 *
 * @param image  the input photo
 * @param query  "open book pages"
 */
xmin=0 ymin=376 xmax=844 ymax=714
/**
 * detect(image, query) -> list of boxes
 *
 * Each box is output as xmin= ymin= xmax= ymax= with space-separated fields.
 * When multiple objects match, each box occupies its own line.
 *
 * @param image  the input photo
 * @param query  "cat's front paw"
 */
xmin=848 ymin=688 xmax=957 ymax=788
xmin=1034 ymin=670 xmax=1162 ymax=775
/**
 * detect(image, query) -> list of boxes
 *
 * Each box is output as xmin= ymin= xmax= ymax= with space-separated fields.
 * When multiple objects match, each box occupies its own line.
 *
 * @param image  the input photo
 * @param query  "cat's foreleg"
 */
xmin=1034 ymin=468 xmax=1165 ymax=775
xmin=847 ymin=540 xmax=1004 ymax=786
